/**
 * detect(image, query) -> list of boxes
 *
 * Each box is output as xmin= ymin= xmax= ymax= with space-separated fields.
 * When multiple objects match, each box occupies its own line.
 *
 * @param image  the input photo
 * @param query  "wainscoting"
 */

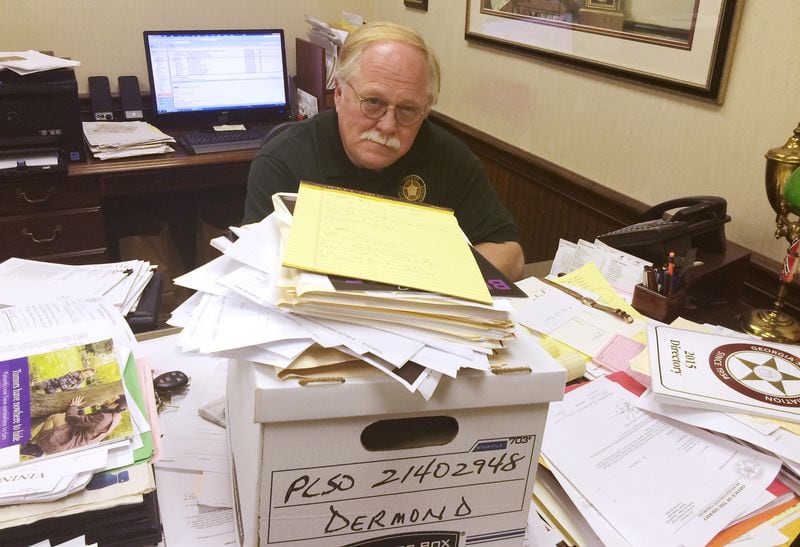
xmin=431 ymin=112 xmax=800 ymax=317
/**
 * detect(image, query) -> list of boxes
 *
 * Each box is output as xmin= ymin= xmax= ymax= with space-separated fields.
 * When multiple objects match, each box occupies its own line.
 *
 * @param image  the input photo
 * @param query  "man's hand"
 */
xmin=70 ymin=395 xmax=86 ymax=408
xmin=474 ymin=241 xmax=525 ymax=282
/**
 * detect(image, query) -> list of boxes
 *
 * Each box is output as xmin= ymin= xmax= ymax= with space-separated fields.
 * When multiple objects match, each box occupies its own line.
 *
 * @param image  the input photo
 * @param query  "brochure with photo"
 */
xmin=0 ymin=337 xmax=132 ymax=467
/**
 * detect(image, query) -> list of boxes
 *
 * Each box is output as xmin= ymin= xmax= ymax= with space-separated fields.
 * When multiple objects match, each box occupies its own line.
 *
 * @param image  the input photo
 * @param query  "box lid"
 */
xmin=241 ymin=327 xmax=566 ymax=423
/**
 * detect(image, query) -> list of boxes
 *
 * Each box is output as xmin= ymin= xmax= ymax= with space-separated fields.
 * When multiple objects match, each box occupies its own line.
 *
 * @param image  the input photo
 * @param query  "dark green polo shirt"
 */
xmin=244 ymin=109 xmax=519 ymax=245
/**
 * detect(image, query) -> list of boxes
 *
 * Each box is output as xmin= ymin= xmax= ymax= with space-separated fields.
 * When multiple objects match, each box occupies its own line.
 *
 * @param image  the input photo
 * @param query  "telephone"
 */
xmin=598 ymin=196 xmax=731 ymax=264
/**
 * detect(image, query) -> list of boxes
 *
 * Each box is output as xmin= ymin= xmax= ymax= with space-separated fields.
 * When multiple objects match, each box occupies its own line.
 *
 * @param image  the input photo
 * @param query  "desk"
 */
xmin=0 ymin=142 xmax=257 ymax=269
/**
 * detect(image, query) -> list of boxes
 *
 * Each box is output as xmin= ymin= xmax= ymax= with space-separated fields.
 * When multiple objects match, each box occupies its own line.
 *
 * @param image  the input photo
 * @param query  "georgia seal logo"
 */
xmin=710 ymin=343 xmax=800 ymax=407
xmin=399 ymin=175 xmax=426 ymax=203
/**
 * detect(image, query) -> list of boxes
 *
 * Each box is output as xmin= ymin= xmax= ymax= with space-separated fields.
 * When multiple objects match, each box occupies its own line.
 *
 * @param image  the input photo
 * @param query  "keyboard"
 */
xmin=179 ymin=127 xmax=269 ymax=154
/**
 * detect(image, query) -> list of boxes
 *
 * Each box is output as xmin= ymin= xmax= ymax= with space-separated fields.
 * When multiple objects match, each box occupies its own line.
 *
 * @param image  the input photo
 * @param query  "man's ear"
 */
xmin=333 ymin=82 xmax=344 ymax=110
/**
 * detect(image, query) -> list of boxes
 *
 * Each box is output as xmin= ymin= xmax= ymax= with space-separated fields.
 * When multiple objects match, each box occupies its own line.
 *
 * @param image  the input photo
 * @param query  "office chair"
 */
xmin=262 ymin=121 xmax=295 ymax=144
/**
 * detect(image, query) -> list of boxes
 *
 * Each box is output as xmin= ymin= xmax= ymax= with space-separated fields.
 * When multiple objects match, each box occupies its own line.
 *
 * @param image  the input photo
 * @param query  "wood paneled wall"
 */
xmin=430 ymin=112 xmax=800 ymax=317
xmin=431 ymin=112 xmax=645 ymax=263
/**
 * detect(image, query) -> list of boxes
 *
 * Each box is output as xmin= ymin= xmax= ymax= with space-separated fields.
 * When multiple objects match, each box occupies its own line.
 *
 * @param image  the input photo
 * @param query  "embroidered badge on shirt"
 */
xmin=399 ymin=175 xmax=427 ymax=203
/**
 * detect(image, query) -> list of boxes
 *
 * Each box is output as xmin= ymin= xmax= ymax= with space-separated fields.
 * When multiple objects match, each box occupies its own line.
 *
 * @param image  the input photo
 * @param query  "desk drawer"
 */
xmin=0 ymin=176 xmax=99 ymax=216
xmin=0 ymin=208 xmax=106 ymax=260
xmin=99 ymin=163 xmax=250 ymax=196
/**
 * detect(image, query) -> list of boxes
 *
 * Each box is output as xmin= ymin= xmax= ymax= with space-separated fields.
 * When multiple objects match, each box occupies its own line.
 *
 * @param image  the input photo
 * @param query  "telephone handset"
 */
xmin=598 ymin=196 xmax=731 ymax=264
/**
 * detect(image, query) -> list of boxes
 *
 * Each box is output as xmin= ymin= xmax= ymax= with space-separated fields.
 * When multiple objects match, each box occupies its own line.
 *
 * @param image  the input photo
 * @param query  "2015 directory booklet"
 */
xmin=647 ymin=324 xmax=800 ymax=423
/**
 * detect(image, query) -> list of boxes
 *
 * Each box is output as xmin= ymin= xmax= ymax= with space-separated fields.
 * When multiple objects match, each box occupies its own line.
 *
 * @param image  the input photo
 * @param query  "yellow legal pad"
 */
xmin=282 ymin=182 xmax=492 ymax=304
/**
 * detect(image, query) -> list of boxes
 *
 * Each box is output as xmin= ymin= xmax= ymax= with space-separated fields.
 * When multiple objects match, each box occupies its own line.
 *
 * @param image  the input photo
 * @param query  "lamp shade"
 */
xmin=765 ymin=123 xmax=800 ymax=218
xmin=783 ymin=166 xmax=800 ymax=216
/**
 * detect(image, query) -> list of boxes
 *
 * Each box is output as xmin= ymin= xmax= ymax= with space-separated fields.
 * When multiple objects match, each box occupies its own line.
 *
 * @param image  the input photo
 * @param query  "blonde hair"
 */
xmin=335 ymin=21 xmax=441 ymax=105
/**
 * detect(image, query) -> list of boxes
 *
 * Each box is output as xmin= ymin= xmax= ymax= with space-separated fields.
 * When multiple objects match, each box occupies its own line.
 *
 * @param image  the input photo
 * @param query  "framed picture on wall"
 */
xmin=585 ymin=0 xmax=622 ymax=10
xmin=464 ymin=0 xmax=742 ymax=103
xmin=404 ymin=0 xmax=428 ymax=11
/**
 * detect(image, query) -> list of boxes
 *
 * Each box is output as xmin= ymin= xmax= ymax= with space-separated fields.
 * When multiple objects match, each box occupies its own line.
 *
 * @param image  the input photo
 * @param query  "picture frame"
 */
xmin=404 ymin=0 xmax=428 ymax=11
xmin=585 ymin=0 xmax=622 ymax=10
xmin=465 ymin=0 xmax=741 ymax=103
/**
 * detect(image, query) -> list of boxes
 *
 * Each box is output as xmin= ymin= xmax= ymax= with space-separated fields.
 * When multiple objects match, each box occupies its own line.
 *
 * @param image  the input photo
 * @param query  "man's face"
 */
xmin=334 ymin=41 xmax=429 ymax=171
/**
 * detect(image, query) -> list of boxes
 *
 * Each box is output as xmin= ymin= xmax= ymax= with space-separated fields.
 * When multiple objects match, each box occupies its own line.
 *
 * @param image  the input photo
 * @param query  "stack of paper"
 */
xmin=549 ymin=237 xmax=652 ymax=301
xmin=540 ymin=372 xmax=792 ymax=546
xmin=513 ymin=266 xmax=646 ymax=372
xmin=517 ymin=243 xmax=800 ymax=545
xmin=0 ymin=299 xmax=156 ymax=510
xmin=531 ymin=310 xmax=800 ymax=545
xmin=639 ymin=324 xmax=800 ymax=501
xmin=0 ymin=257 xmax=155 ymax=316
xmin=304 ymin=13 xmax=359 ymax=90
xmin=0 ymin=51 xmax=80 ymax=75
xmin=82 ymin=121 xmax=174 ymax=160
xmin=170 ymin=184 xmax=524 ymax=399
xmin=136 ymin=333 xmax=236 ymax=546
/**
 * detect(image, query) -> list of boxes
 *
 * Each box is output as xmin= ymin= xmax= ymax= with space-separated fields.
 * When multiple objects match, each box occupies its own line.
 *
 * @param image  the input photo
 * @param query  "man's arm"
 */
xmin=243 ymin=149 xmax=282 ymax=224
xmin=474 ymin=241 xmax=525 ymax=282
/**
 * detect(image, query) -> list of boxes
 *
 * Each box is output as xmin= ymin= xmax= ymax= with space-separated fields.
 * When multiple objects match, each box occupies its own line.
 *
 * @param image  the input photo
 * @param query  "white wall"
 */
xmin=374 ymin=1 xmax=800 ymax=262
xmin=3 ymin=1 xmax=799 ymax=261
xmin=1 ymin=0 xmax=374 ymax=93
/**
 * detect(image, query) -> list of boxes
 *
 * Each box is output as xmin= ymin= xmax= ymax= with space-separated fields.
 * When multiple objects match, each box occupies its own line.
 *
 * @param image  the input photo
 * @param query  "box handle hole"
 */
xmin=361 ymin=416 xmax=458 ymax=452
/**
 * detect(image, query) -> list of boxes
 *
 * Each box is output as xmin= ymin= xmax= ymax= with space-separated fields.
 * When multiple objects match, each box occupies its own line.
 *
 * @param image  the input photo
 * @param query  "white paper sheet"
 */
xmin=514 ymin=277 xmax=640 ymax=357
xmin=154 ymin=371 xmax=229 ymax=474
xmin=637 ymin=389 xmax=800 ymax=467
xmin=154 ymin=468 xmax=236 ymax=546
xmin=173 ymin=254 xmax=240 ymax=297
xmin=542 ymin=377 xmax=782 ymax=546
xmin=197 ymin=470 xmax=233 ymax=509
xmin=0 ymin=50 xmax=80 ymax=74
xmin=0 ymin=151 xmax=59 ymax=171
xmin=137 ymin=333 xmax=229 ymax=474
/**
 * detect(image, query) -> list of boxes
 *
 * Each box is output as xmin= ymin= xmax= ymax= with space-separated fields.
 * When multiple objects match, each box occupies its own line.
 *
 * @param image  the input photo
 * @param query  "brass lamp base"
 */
xmin=737 ymin=308 xmax=800 ymax=344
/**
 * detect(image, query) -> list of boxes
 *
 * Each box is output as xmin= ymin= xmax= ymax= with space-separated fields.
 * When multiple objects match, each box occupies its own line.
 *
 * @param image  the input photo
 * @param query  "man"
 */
xmin=32 ymin=367 xmax=96 ymax=394
xmin=244 ymin=22 xmax=525 ymax=280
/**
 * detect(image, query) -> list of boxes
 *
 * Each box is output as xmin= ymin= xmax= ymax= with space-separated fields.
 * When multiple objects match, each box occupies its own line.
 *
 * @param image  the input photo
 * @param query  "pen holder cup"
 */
xmin=632 ymin=284 xmax=686 ymax=323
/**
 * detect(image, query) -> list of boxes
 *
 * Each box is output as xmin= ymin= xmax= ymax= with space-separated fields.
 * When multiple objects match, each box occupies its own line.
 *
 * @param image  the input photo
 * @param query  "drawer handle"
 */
xmin=21 ymin=224 xmax=63 ymax=244
xmin=15 ymin=185 xmax=57 ymax=204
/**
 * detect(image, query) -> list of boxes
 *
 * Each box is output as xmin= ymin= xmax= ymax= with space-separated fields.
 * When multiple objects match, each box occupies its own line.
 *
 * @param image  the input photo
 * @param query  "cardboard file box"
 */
xmin=226 ymin=334 xmax=566 ymax=546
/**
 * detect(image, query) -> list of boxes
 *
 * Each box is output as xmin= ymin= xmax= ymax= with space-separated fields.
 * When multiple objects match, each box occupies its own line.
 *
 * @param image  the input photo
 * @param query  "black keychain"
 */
xmin=153 ymin=370 xmax=190 ymax=396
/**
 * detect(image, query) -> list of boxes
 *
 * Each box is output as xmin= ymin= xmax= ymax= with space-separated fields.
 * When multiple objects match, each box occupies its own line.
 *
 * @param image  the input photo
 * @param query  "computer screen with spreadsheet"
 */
xmin=143 ymin=29 xmax=291 ymax=128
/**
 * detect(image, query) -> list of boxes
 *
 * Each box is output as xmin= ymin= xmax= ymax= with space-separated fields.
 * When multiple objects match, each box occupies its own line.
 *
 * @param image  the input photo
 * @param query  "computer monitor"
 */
xmin=143 ymin=29 xmax=291 ymax=128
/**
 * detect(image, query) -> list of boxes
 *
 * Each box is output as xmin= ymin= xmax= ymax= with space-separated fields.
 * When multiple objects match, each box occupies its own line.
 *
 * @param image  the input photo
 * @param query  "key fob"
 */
xmin=154 ymin=370 xmax=189 ymax=394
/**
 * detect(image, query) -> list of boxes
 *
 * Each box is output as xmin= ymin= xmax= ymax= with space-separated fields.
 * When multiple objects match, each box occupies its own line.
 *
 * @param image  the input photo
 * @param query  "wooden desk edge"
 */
xmin=136 ymin=326 xmax=183 ymax=342
xmin=69 ymin=148 xmax=258 ymax=176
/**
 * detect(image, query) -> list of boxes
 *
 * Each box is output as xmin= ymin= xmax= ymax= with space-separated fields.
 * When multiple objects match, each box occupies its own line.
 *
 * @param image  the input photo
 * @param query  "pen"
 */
xmin=656 ymin=267 xmax=664 ymax=295
xmin=541 ymin=278 xmax=634 ymax=324
xmin=672 ymin=265 xmax=681 ymax=293
xmin=666 ymin=251 xmax=675 ymax=295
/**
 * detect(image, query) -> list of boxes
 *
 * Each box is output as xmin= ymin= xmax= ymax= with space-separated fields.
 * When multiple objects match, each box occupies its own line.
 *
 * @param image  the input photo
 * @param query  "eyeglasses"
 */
xmin=344 ymin=81 xmax=426 ymax=127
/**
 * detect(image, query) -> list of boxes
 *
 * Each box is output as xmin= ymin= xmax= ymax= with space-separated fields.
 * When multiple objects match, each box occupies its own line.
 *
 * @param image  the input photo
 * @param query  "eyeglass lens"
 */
xmin=348 ymin=82 xmax=423 ymax=126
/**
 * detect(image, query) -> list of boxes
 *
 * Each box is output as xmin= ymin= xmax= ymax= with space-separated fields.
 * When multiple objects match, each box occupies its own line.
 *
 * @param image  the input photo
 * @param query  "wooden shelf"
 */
xmin=296 ymin=38 xmax=335 ymax=111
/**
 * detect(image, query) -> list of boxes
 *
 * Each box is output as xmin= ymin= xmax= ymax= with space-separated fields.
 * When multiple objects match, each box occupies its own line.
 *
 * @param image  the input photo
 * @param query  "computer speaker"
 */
xmin=88 ymin=76 xmax=114 ymax=121
xmin=118 ymin=75 xmax=144 ymax=120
